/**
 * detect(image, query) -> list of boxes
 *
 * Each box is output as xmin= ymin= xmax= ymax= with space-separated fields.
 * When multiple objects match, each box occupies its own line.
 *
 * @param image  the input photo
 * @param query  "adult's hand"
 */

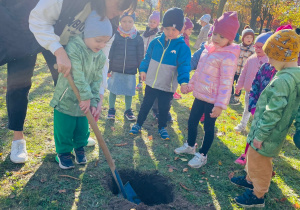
xmin=54 ymin=47 xmax=71 ymax=77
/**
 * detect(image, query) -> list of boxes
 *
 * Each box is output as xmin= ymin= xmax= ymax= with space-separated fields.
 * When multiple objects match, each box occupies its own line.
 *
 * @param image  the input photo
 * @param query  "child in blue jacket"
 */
xmin=129 ymin=8 xmax=191 ymax=140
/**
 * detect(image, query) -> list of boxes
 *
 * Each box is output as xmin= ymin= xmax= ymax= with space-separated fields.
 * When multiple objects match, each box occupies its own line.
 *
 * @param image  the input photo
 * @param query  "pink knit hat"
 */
xmin=149 ymin=11 xmax=160 ymax=23
xmin=213 ymin=11 xmax=240 ymax=41
xmin=276 ymin=24 xmax=293 ymax=32
xmin=184 ymin=17 xmax=194 ymax=30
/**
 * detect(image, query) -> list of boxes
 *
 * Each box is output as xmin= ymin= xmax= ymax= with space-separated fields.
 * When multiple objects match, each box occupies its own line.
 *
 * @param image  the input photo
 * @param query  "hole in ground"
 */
xmin=108 ymin=169 xmax=174 ymax=206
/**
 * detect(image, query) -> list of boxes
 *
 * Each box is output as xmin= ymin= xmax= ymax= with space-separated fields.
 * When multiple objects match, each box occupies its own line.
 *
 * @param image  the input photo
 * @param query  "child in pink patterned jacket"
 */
xmin=174 ymin=12 xmax=240 ymax=169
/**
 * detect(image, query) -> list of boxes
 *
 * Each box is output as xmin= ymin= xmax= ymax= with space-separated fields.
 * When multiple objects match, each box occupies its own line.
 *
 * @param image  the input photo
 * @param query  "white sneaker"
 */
xmin=188 ymin=152 xmax=207 ymax=168
xmin=234 ymin=124 xmax=246 ymax=132
xmin=10 ymin=139 xmax=28 ymax=163
xmin=87 ymin=137 xmax=96 ymax=147
xmin=174 ymin=143 xmax=195 ymax=155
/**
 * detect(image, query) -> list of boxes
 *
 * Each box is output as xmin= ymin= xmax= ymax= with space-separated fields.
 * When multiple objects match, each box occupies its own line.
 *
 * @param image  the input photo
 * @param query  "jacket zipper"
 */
xmin=152 ymin=39 xmax=171 ymax=88
xmin=123 ymin=38 xmax=127 ymax=74
xmin=59 ymin=88 xmax=68 ymax=101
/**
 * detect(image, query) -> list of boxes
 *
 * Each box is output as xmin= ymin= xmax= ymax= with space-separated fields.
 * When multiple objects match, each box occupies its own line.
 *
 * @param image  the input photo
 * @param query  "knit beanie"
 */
xmin=184 ymin=17 xmax=194 ymax=30
xmin=84 ymin=11 xmax=112 ymax=38
xmin=242 ymin=28 xmax=255 ymax=44
xmin=120 ymin=12 xmax=136 ymax=22
xmin=276 ymin=24 xmax=293 ymax=32
xmin=213 ymin=11 xmax=240 ymax=41
xmin=255 ymin=32 xmax=273 ymax=44
xmin=200 ymin=14 xmax=211 ymax=24
xmin=263 ymin=29 xmax=300 ymax=62
xmin=162 ymin=8 xmax=185 ymax=31
xmin=149 ymin=11 xmax=160 ymax=23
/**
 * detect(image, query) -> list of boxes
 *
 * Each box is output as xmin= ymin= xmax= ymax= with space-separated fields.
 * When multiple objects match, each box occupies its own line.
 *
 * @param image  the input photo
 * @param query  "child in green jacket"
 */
xmin=50 ymin=11 xmax=112 ymax=169
xmin=231 ymin=29 xmax=300 ymax=208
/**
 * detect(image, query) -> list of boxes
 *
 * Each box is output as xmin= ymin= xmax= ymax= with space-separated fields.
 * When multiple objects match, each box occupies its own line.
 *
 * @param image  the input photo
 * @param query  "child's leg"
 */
xmin=73 ymin=116 xmax=90 ymax=149
xmin=240 ymin=92 xmax=251 ymax=127
xmin=246 ymin=146 xmax=273 ymax=198
xmin=109 ymin=92 xmax=117 ymax=109
xmin=198 ymin=102 xmax=217 ymax=155
xmin=152 ymin=99 xmax=159 ymax=114
xmin=187 ymin=99 xmax=206 ymax=147
xmin=54 ymin=109 xmax=76 ymax=154
xmin=157 ymin=90 xmax=173 ymax=129
xmin=125 ymin=95 xmax=133 ymax=110
xmin=136 ymin=86 xmax=158 ymax=126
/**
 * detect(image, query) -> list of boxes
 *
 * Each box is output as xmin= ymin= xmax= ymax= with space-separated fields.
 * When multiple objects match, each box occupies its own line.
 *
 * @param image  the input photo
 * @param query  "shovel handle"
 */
xmin=54 ymin=64 xmax=123 ymax=193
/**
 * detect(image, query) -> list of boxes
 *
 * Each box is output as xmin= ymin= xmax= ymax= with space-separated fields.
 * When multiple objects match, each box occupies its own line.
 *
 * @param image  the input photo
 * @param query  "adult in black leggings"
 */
xmin=1 ymin=0 xmax=137 ymax=163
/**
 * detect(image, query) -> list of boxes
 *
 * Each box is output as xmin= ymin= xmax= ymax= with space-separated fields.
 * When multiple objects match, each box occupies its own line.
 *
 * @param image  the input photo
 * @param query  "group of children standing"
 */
xmin=50 ymin=6 xmax=300 ymax=208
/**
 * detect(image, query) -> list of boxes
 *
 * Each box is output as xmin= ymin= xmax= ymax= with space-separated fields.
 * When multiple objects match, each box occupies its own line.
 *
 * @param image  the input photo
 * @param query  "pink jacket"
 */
xmin=188 ymin=43 xmax=240 ymax=110
xmin=235 ymin=54 xmax=268 ymax=92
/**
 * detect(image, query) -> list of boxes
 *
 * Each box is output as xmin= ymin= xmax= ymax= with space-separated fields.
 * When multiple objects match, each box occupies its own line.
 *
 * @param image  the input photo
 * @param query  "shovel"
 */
xmin=54 ymin=65 xmax=140 ymax=204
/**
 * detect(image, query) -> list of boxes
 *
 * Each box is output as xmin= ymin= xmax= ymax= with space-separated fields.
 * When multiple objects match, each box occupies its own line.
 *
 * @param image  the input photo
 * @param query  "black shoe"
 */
xmin=231 ymin=175 xmax=254 ymax=189
xmin=107 ymin=108 xmax=116 ymax=120
xmin=56 ymin=153 xmax=75 ymax=169
xmin=124 ymin=109 xmax=136 ymax=121
xmin=235 ymin=189 xmax=265 ymax=208
xmin=73 ymin=147 xmax=87 ymax=164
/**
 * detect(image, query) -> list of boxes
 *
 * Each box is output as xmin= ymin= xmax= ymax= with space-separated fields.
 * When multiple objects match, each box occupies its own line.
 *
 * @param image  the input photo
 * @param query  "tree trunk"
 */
xmin=259 ymin=19 xmax=264 ymax=34
xmin=249 ymin=0 xmax=263 ymax=32
xmin=216 ymin=0 xmax=227 ymax=18
xmin=266 ymin=14 xmax=273 ymax=29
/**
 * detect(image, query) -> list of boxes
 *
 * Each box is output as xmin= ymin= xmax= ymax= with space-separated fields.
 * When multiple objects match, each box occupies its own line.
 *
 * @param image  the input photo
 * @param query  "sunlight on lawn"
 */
xmin=273 ymin=175 xmax=299 ymax=204
xmin=207 ymin=182 xmax=221 ymax=210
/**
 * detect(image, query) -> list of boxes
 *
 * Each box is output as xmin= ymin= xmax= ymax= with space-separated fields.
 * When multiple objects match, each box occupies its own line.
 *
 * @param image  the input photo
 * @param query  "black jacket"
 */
xmin=109 ymin=31 xmax=144 ymax=75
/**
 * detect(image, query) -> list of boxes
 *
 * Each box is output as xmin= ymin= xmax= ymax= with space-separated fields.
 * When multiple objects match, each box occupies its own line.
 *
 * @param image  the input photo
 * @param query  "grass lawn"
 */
xmin=0 ymin=36 xmax=299 ymax=209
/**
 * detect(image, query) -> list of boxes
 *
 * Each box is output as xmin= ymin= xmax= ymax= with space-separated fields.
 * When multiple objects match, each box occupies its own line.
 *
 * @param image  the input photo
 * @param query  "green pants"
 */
xmin=54 ymin=109 xmax=89 ymax=154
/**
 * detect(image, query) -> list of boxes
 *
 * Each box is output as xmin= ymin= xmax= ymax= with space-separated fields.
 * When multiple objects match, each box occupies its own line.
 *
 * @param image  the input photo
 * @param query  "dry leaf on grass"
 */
xmin=167 ymin=165 xmax=178 ymax=171
xmin=183 ymin=168 xmax=188 ymax=172
xmin=294 ymin=203 xmax=300 ymax=209
xmin=230 ymin=116 xmax=237 ymax=120
xmin=179 ymin=183 xmax=193 ymax=191
xmin=201 ymin=171 xmax=206 ymax=174
xmin=40 ymin=179 xmax=47 ymax=183
xmin=114 ymin=143 xmax=128 ymax=147
xmin=16 ymin=170 xmax=32 ymax=175
xmin=199 ymin=180 xmax=204 ymax=183
xmin=180 ymin=158 xmax=188 ymax=162
xmin=111 ymin=127 xmax=115 ymax=132
xmin=174 ymin=157 xmax=179 ymax=161
xmin=228 ymin=172 xmax=235 ymax=179
xmin=9 ymin=194 xmax=15 ymax=199
xmin=280 ymin=197 xmax=287 ymax=202
xmin=216 ymin=132 xmax=225 ymax=137
xmin=218 ymin=161 xmax=222 ymax=166
xmin=58 ymin=189 xmax=66 ymax=193
xmin=59 ymin=175 xmax=80 ymax=180
xmin=95 ymin=160 xmax=99 ymax=167
xmin=168 ymin=168 xmax=174 ymax=173
xmin=148 ymin=135 xmax=153 ymax=140
xmin=210 ymin=175 xmax=215 ymax=178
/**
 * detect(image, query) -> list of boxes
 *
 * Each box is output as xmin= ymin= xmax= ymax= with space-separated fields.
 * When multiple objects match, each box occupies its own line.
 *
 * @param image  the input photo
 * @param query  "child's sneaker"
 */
xmin=234 ymin=189 xmax=265 ymax=208
xmin=55 ymin=153 xmax=75 ymax=169
xmin=188 ymin=152 xmax=207 ymax=168
xmin=174 ymin=143 xmax=195 ymax=155
xmin=107 ymin=108 xmax=116 ymax=120
xmin=129 ymin=124 xmax=141 ymax=135
xmin=234 ymin=124 xmax=246 ymax=132
xmin=10 ymin=139 xmax=28 ymax=163
xmin=173 ymin=92 xmax=182 ymax=99
xmin=87 ymin=137 xmax=96 ymax=147
xmin=124 ymin=109 xmax=136 ymax=121
xmin=235 ymin=153 xmax=246 ymax=165
xmin=136 ymin=83 xmax=143 ymax=90
xmin=158 ymin=127 xmax=170 ymax=140
xmin=73 ymin=147 xmax=87 ymax=164
xmin=230 ymin=175 xmax=254 ymax=189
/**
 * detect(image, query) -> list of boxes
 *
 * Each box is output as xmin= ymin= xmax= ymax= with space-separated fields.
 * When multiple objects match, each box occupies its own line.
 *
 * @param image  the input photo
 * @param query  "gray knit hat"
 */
xmin=84 ymin=11 xmax=112 ymax=38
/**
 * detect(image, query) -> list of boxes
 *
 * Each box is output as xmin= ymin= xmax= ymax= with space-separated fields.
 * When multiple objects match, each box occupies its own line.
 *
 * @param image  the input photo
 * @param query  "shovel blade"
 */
xmin=124 ymin=182 xmax=141 ymax=204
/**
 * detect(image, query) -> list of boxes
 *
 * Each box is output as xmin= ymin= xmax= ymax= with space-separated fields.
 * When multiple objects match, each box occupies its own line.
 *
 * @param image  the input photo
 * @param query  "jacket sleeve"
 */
xmin=65 ymin=42 xmax=93 ymax=101
xmin=254 ymin=78 xmax=289 ymax=142
xmin=191 ymin=43 xmax=205 ymax=71
xmin=248 ymin=66 xmax=263 ymax=112
xmin=29 ymin=0 xmax=63 ymax=54
xmin=137 ymin=36 xmax=145 ymax=68
xmin=90 ymin=54 xmax=106 ymax=107
xmin=235 ymin=58 xmax=249 ymax=90
xmin=214 ymin=55 xmax=237 ymax=109
xmin=177 ymin=44 xmax=191 ymax=85
xmin=139 ymin=38 xmax=156 ymax=73
xmin=294 ymin=106 xmax=300 ymax=131
xmin=108 ymin=38 xmax=117 ymax=73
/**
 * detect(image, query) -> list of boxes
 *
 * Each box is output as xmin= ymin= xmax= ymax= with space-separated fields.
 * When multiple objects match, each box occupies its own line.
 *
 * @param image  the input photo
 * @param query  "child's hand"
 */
xmin=253 ymin=139 xmax=263 ymax=149
xmin=140 ymin=72 xmax=146 ymax=81
xmin=210 ymin=106 xmax=222 ymax=118
xmin=92 ymin=102 xmax=102 ymax=122
xmin=107 ymin=72 xmax=112 ymax=77
xmin=79 ymin=100 xmax=90 ymax=114
xmin=235 ymin=89 xmax=241 ymax=95
xmin=180 ymin=84 xmax=188 ymax=94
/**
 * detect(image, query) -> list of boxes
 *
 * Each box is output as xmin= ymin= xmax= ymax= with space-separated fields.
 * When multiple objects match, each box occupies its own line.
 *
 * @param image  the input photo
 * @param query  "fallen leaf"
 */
xmin=180 ymin=183 xmax=193 ymax=191
xmin=167 ymin=165 xmax=178 ymax=170
xmin=40 ymin=178 xmax=47 ymax=183
xmin=16 ymin=170 xmax=32 ymax=175
xmin=216 ymin=132 xmax=225 ymax=137
xmin=189 ymin=107 xmax=192 ymax=110
xmin=58 ymin=189 xmax=66 ymax=193
xmin=174 ymin=157 xmax=179 ymax=161
xmin=222 ymin=126 xmax=226 ymax=132
xmin=199 ymin=180 xmax=204 ymax=183
xmin=148 ymin=135 xmax=153 ymax=140
xmin=114 ymin=143 xmax=128 ymax=147
xmin=294 ymin=203 xmax=300 ymax=209
xmin=202 ymin=177 xmax=208 ymax=180
xmin=164 ymin=144 xmax=168 ymax=147
xmin=183 ymin=168 xmax=188 ymax=172
xmin=95 ymin=160 xmax=99 ymax=167
xmin=201 ymin=171 xmax=206 ymax=174
xmin=9 ymin=194 xmax=15 ymax=199
xmin=228 ymin=172 xmax=235 ymax=179
xmin=280 ymin=197 xmax=287 ymax=202
xmin=111 ymin=127 xmax=115 ymax=132
xmin=59 ymin=175 xmax=80 ymax=180
xmin=180 ymin=158 xmax=188 ymax=162
xmin=210 ymin=175 xmax=215 ymax=178
xmin=230 ymin=116 xmax=237 ymax=120
xmin=168 ymin=168 xmax=174 ymax=173
xmin=218 ymin=161 xmax=222 ymax=166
